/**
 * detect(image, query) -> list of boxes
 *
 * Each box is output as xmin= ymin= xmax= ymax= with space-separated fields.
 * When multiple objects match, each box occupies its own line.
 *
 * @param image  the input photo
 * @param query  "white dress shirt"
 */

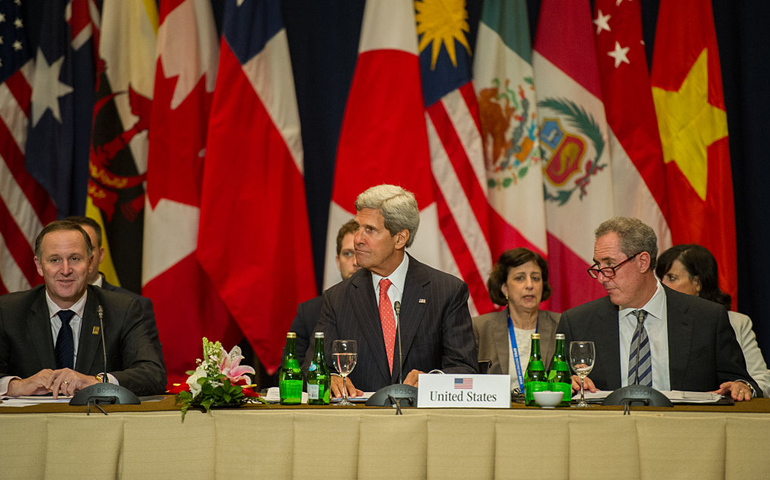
xmin=618 ymin=280 xmax=671 ymax=390
xmin=371 ymin=254 xmax=409 ymax=328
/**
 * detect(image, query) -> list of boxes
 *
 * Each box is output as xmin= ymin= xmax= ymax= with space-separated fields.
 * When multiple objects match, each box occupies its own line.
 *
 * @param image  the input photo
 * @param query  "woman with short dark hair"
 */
xmin=657 ymin=244 xmax=770 ymax=397
xmin=473 ymin=248 xmax=560 ymax=394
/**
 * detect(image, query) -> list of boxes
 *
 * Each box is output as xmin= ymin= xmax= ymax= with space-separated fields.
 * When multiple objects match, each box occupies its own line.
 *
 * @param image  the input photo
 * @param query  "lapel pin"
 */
xmin=92 ymin=326 xmax=100 ymax=335
xmin=419 ymin=298 xmax=426 ymax=304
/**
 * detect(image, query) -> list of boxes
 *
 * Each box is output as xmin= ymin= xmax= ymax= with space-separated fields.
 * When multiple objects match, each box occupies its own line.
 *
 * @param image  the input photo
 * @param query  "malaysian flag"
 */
xmin=454 ymin=377 xmax=473 ymax=389
xmin=0 ymin=2 xmax=57 ymax=294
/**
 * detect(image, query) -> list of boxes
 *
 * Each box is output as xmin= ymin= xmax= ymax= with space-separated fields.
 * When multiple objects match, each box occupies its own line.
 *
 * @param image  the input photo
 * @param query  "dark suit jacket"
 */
xmin=100 ymin=277 xmax=165 ymax=370
xmin=310 ymin=255 xmax=478 ymax=392
xmin=287 ymin=295 xmax=323 ymax=366
xmin=556 ymin=285 xmax=761 ymax=395
xmin=0 ymin=285 xmax=167 ymax=395
xmin=473 ymin=309 xmax=561 ymax=374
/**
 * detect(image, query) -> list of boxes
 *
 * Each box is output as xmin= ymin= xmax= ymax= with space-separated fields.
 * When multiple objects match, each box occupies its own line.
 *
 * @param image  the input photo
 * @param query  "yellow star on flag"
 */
xmin=652 ymin=49 xmax=728 ymax=201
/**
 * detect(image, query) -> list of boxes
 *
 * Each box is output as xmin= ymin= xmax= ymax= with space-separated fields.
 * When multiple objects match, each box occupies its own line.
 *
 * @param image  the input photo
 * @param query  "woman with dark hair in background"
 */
xmin=473 ymin=248 xmax=561 ymax=395
xmin=657 ymin=244 xmax=770 ymax=397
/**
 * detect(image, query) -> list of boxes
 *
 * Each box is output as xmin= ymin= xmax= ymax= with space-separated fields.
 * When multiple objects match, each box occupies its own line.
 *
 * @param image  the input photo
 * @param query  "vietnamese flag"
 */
xmin=651 ymin=0 xmax=736 ymax=306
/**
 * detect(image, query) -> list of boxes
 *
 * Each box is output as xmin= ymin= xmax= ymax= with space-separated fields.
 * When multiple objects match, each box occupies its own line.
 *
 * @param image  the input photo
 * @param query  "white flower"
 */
xmin=186 ymin=365 xmax=207 ymax=398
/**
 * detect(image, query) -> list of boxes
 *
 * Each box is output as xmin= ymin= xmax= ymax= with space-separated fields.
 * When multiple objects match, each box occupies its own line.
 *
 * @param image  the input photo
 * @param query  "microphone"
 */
xmin=395 ymin=301 xmax=404 ymax=384
xmin=366 ymin=299 xmax=418 ymax=409
xmin=70 ymin=304 xmax=141 ymax=411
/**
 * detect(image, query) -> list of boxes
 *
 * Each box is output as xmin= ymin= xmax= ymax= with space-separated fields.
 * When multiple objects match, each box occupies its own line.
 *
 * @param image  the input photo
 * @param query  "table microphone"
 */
xmin=366 ymin=300 xmax=418 ymax=409
xmin=70 ymin=304 xmax=141 ymax=410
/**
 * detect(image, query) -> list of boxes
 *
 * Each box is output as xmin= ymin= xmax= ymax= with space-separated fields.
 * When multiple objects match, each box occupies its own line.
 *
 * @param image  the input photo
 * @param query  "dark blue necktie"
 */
xmin=54 ymin=310 xmax=75 ymax=370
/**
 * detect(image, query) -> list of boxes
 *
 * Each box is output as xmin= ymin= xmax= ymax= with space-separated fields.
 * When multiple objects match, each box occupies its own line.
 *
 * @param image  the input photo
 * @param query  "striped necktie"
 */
xmin=628 ymin=309 xmax=652 ymax=387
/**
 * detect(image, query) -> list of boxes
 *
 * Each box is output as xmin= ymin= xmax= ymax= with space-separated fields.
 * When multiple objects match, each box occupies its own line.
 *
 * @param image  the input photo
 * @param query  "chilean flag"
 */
xmin=198 ymin=0 xmax=316 ymax=374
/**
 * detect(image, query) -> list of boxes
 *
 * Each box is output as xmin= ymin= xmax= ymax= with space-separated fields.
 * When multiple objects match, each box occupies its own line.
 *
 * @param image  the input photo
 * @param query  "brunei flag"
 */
xmin=86 ymin=1 xmax=158 ymax=292
xmin=651 ymin=0 xmax=736 ymax=306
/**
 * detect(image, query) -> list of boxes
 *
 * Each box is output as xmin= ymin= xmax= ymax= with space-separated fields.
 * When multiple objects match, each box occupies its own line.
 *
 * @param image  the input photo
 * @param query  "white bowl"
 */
xmin=533 ymin=391 xmax=564 ymax=408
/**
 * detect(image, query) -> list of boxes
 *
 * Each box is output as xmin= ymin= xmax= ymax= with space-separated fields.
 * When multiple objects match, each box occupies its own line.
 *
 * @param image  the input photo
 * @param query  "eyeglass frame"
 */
xmin=586 ymin=252 xmax=640 ymax=279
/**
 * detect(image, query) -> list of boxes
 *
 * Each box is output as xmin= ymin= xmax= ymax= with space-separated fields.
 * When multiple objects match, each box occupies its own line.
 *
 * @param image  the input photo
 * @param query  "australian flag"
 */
xmin=25 ymin=0 xmax=95 ymax=217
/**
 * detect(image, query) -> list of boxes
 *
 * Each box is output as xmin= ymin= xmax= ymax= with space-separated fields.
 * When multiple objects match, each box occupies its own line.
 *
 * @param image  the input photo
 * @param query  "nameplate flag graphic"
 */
xmin=0 ymin=2 xmax=56 ymax=294
xmin=651 ymin=0 xmax=737 ymax=306
xmin=533 ymin=0 xmax=614 ymax=311
xmin=198 ymin=0 xmax=316 ymax=373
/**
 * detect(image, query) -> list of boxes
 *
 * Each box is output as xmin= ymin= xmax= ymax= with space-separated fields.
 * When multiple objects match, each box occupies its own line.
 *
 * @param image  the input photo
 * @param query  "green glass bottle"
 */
xmin=548 ymin=333 xmax=572 ymax=406
xmin=279 ymin=332 xmax=303 ymax=405
xmin=524 ymin=333 xmax=548 ymax=406
xmin=307 ymin=332 xmax=330 ymax=405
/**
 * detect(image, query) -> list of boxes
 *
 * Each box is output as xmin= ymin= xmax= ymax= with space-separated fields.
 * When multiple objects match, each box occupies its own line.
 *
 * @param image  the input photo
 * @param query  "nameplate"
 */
xmin=417 ymin=374 xmax=510 ymax=408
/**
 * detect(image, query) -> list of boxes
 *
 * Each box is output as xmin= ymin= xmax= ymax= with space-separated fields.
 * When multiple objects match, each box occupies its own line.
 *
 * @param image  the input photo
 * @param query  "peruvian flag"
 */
xmin=651 ymin=0 xmax=737 ymax=305
xmin=324 ymin=0 xmax=434 ymax=291
xmin=593 ymin=0 xmax=671 ymax=253
xmin=533 ymin=0 xmax=614 ymax=310
xmin=198 ymin=0 xmax=316 ymax=373
xmin=144 ymin=0 xmax=238 ymax=386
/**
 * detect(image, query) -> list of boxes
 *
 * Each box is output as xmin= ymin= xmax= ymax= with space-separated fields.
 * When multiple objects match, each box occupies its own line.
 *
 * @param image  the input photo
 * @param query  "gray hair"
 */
xmin=595 ymin=217 xmax=658 ymax=271
xmin=355 ymin=184 xmax=419 ymax=247
xmin=35 ymin=220 xmax=94 ymax=259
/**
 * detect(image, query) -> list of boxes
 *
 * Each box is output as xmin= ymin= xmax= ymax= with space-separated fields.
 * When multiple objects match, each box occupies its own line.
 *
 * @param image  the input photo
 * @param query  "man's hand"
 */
xmin=403 ymin=369 xmax=424 ymax=387
xmin=571 ymin=374 xmax=597 ymax=393
xmin=47 ymin=369 xmax=99 ymax=399
xmin=330 ymin=375 xmax=363 ymax=398
xmin=7 ymin=370 xmax=56 ymax=396
xmin=715 ymin=381 xmax=753 ymax=402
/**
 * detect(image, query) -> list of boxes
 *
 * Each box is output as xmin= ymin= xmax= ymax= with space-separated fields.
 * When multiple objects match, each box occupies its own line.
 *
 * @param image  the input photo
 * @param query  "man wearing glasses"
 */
xmin=557 ymin=217 xmax=759 ymax=401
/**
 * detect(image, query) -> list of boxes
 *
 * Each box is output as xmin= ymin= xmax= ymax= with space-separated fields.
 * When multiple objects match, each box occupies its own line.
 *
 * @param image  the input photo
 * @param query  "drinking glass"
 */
xmin=332 ymin=339 xmax=358 ymax=406
xmin=569 ymin=341 xmax=595 ymax=408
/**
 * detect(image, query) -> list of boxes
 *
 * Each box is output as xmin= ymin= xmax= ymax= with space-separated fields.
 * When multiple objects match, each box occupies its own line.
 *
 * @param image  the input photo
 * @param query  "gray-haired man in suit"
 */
xmin=557 ymin=216 xmax=759 ymax=401
xmin=312 ymin=184 xmax=478 ymax=398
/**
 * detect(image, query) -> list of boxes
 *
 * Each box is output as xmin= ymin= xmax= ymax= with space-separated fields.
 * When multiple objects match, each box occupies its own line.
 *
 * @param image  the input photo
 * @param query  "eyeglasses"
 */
xmin=587 ymin=253 xmax=639 ymax=279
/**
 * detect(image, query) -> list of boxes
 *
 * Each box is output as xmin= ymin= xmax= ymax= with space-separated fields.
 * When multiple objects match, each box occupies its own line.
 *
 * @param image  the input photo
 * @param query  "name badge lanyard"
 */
xmin=507 ymin=310 xmax=537 ymax=394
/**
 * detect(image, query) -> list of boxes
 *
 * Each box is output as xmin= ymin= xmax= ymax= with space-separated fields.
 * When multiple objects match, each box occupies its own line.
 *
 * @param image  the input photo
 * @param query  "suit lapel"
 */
xmin=28 ymin=290 xmax=56 ymax=369
xmin=594 ymin=298 xmax=622 ymax=388
xmin=75 ymin=288 xmax=102 ymax=374
xmin=396 ymin=257 xmax=429 ymax=382
xmin=495 ymin=310 xmax=510 ymax=374
xmin=349 ymin=271 xmax=392 ymax=382
xmin=665 ymin=288 xmax=693 ymax=388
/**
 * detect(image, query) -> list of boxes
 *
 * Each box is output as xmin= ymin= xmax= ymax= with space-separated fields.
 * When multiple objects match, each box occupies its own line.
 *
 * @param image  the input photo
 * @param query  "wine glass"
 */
xmin=332 ymin=339 xmax=358 ymax=406
xmin=569 ymin=341 xmax=595 ymax=408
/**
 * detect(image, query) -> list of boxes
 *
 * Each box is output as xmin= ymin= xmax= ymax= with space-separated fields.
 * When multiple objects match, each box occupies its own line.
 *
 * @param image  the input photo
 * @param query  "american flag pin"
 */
xmin=92 ymin=326 xmax=100 ymax=335
xmin=419 ymin=298 xmax=426 ymax=304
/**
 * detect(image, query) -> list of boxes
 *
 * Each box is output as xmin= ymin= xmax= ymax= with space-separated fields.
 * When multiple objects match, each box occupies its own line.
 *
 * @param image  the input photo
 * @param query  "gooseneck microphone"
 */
xmin=98 ymin=305 xmax=107 ymax=383
xmin=394 ymin=301 xmax=404 ymax=384
xmin=70 ymin=304 xmax=141 ymax=412
xmin=366 ymin=299 xmax=418 ymax=410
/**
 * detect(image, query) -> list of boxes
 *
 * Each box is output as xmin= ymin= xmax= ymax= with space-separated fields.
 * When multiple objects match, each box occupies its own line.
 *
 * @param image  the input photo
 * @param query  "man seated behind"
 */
xmin=557 ymin=217 xmax=759 ymax=401
xmin=0 ymin=220 xmax=166 ymax=398
xmin=65 ymin=215 xmax=164 ymax=370
xmin=287 ymin=219 xmax=360 ymax=366
xmin=311 ymin=184 xmax=478 ymax=397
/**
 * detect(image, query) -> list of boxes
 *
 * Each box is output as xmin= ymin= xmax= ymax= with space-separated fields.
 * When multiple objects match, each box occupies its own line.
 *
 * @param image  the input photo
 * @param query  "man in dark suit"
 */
xmin=557 ymin=217 xmax=758 ymax=401
xmin=312 ymin=184 xmax=477 ymax=396
xmin=288 ymin=219 xmax=360 ymax=365
xmin=66 ymin=216 xmax=164 ymax=367
xmin=0 ymin=221 xmax=166 ymax=397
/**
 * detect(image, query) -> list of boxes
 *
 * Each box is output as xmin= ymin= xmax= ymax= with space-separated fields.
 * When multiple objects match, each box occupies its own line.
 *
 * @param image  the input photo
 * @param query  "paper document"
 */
xmin=0 ymin=396 xmax=73 ymax=407
xmin=572 ymin=390 xmax=724 ymax=404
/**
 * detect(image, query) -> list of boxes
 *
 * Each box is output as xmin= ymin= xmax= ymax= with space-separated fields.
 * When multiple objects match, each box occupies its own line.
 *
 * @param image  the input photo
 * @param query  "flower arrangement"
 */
xmin=177 ymin=338 xmax=267 ymax=421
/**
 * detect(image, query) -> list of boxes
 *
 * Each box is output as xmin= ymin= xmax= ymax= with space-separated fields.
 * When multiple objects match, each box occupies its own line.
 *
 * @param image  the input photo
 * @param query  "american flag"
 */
xmin=0 ymin=1 xmax=56 ymax=295
xmin=454 ymin=377 xmax=473 ymax=389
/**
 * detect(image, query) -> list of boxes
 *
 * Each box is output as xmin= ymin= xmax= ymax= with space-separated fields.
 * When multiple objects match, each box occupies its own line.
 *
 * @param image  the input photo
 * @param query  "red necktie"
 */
xmin=379 ymin=278 xmax=396 ymax=374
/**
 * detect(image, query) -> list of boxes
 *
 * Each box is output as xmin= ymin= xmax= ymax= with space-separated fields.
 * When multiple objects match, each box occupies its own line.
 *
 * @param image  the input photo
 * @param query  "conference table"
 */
xmin=2 ymin=396 xmax=770 ymax=480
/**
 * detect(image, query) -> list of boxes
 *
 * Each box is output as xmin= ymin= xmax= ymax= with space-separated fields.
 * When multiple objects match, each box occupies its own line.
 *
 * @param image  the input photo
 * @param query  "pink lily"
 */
xmin=219 ymin=345 xmax=255 ymax=385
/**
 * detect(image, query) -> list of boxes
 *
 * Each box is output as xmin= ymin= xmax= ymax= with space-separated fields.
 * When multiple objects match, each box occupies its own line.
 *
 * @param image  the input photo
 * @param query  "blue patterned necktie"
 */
xmin=628 ymin=309 xmax=652 ymax=387
xmin=54 ymin=310 xmax=75 ymax=370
